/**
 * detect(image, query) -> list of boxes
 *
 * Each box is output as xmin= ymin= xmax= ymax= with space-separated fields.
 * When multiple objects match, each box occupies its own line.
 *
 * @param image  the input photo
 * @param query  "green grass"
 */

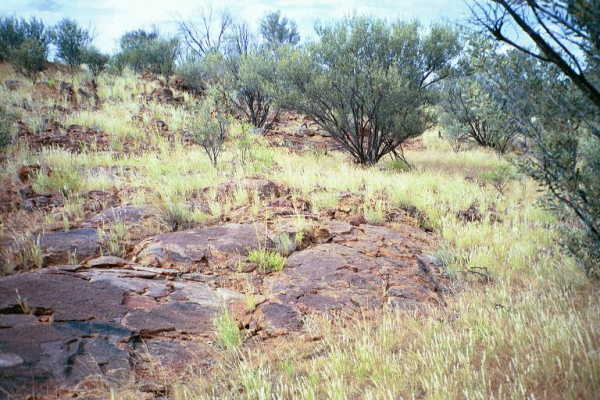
xmin=247 ymin=249 xmax=286 ymax=273
xmin=214 ymin=308 xmax=243 ymax=350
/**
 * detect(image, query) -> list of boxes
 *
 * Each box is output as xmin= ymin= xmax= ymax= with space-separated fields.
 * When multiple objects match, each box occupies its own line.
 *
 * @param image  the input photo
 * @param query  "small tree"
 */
xmin=189 ymin=92 xmax=231 ymax=168
xmin=260 ymin=11 xmax=300 ymax=46
xmin=278 ymin=17 xmax=460 ymax=164
xmin=83 ymin=46 xmax=109 ymax=77
xmin=11 ymin=38 xmax=47 ymax=82
xmin=53 ymin=18 xmax=92 ymax=70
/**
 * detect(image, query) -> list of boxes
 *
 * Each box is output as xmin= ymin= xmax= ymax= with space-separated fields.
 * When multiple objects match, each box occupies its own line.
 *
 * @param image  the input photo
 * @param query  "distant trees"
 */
xmin=178 ymin=7 xmax=233 ymax=58
xmin=277 ymin=17 xmax=460 ymax=164
xmin=53 ymin=18 xmax=92 ymax=69
xmin=260 ymin=11 xmax=300 ymax=46
xmin=0 ymin=17 xmax=51 ymax=80
xmin=115 ymin=29 xmax=180 ymax=83
xmin=11 ymin=38 xmax=48 ymax=82
xmin=0 ymin=16 xmax=51 ymax=62
xmin=471 ymin=0 xmax=600 ymax=277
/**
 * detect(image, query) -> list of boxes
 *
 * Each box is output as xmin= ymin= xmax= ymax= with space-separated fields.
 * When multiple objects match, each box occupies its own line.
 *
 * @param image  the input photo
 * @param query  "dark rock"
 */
xmin=134 ymin=223 xmax=268 ymax=270
xmin=122 ymin=301 xmax=216 ymax=336
xmin=37 ymin=228 xmax=99 ymax=265
xmin=0 ymin=272 xmax=127 ymax=321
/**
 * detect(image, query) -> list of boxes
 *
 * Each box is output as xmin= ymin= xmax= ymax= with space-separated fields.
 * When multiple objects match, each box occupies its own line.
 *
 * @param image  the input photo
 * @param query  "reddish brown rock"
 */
xmin=134 ymin=223 xmax=269 ymax=271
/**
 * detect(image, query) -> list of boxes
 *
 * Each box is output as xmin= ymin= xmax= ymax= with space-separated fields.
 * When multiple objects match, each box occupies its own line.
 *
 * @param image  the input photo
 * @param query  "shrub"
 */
xmin=277 ymin=17 xmax=460 ymax=165
xmin=53 ymin=18 xmax=92 ymax=69
xmin=189 ymin=93 xmax=231 ymax=168
xmin=439 ymin=79 xmax=519 ymax=153
xmin=83 ymin=46 xmax=109 ymax=77
xmin=116 ymin=30 xmax=180 ymax=82
xmin=205 ymin=43 xmax=280 ymax=130
xmin=11 ymin=38 xmax=48 ymax=82
xmin=0 ymin=17 xmax=51 ymax=62
xmin=248 ymin=249 xmax=286 ymax=272
xmin=472 ymin=1 xmax=600 ymax=277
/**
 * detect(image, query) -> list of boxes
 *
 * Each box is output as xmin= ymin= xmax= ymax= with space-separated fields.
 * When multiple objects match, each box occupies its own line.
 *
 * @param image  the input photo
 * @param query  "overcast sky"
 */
xmin=1 ymin=0 xmax=472 ymax=53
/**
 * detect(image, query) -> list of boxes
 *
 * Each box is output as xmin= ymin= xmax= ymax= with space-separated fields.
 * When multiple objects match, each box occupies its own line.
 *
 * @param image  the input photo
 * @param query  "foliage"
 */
xmin=205 ymin=46 xmax=279 ymax=130
xmin=277 ymin=17 xmax=461 ymax=164
xmin=0 ymin=16 xmax=51 ymax=62
xmin=116 ymin=30 xmax=180 ymax=81
xmin=53 ymin=18 xmax=92 ymax=69
xmin=214 ymin=308 xmax=242 ymax=350
xmin=175 ymin=57 xmax=207 ymax=95
xmin=188 ymin=92 xmax=231 ymax=168
xmin=83 ymin=46 xmax=109 ymax=77
xmin=248 ymin=249 xmax=286 ymax=272
xmin=260 ymin=11 xmax=300 ymax=46
xmin=10 ymin=38 xmax=47 ymax=82
xmin=439 ymin=38 xmax=520 ymax=153
xmin=472 ymin=0 xmax=600 ymax=277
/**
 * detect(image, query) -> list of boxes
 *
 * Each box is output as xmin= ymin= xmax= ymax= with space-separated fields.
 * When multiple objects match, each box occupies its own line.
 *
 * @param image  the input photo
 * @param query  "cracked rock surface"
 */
xmin=0 ymin=202 xmax=446 ymax=399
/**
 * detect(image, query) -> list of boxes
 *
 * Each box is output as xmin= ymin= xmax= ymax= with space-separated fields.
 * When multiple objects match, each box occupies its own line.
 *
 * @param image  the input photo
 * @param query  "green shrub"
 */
xmin=248 ymin=249 xmax=286 ymax=272
xmin=116 ymin=30 xmax=180 ymax=82
xmin=260 ymin=10 xmax=300 ymax=46
xmin=83 ymin=46 xmax=109 ymax=77
xmin=189 ymin=92 xmax=231 ymax=168
xmin=214 ymin=309 xmax=242 ymax=350
xmin=11 ymin=38 xmax=48 ymax=82
xmin=53 ymin=18 xmax=92 ymax=69
xmin=277 ymin=17 xmax=460 ymax=165
xmin=0 ymin=16 xmax=51 ymax=62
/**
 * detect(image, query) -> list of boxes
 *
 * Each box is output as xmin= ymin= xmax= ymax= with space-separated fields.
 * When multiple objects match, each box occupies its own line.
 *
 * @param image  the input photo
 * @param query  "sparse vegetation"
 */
xmin=247 ymin=248 xmax=286 ymax=272
xmin=0 ymin=4 xmax=599 ymax=400
xmin=214 ymin=308 xmax=243 ymax=350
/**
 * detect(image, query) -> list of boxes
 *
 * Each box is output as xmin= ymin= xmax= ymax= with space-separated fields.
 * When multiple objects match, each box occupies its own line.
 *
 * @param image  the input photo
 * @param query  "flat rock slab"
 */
xmin=255 ymin=223 xmax=442 ymax=336
xmin=37 ymin=228 xmax=99 ymax=266
xmin=0 ymin=268 xmax=242 ymax=398
xmin=134 ymin=223 xmax=269 ymax=271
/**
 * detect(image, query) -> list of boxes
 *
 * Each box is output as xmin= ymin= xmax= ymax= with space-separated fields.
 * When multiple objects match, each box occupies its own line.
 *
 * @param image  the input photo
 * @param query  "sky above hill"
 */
xmin=1 ymin=0 xmax=472 ymax=53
